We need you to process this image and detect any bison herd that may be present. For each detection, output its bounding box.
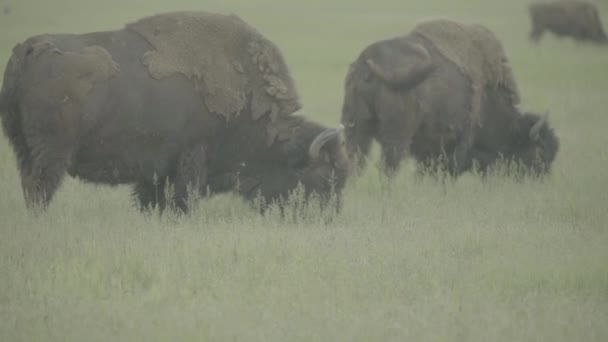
[0,2,604,215]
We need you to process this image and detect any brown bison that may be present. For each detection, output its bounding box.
[0,11,349,214]
[341,18,559,178]
[528,1,608,44]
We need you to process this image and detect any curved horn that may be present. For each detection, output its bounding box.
[529,112,549,141]
[365,43,434,88]
[309,125,344,160]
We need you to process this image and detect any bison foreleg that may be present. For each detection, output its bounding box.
[171,145,207,214]
[344,120,375,174]
[467,148,500,175]
[133,178,168,213]
[445,134,475,177]
[378,141,409,178]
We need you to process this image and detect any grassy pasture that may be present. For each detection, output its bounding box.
[0,0,607,340]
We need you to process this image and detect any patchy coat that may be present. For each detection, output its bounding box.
[341,18,559,177]
[0,11,349,214]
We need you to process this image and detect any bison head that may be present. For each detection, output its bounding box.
[505,112,559,176]
[341,37,435,170]
[213,117,351,212]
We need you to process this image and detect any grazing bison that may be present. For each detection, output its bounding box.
[341,18,559,178]
[528,1,608,44]
[0,11,349,214]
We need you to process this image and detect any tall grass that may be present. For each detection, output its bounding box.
[1,0,607,341]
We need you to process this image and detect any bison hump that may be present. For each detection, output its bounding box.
[125,11,301,122]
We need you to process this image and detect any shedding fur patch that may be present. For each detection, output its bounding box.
[126,11,301,121]
[413,18,520,125]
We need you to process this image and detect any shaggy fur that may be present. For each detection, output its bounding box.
[0,12,347,214]
[126,11,301,122]
[341,18,559,178]
[528,1,608,44]
[413,18,520,125]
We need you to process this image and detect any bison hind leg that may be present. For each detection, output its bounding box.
[20,145,73,212]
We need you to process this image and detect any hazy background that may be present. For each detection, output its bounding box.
[1,0,607,341]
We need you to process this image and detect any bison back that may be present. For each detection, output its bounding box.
[125,11,302,123]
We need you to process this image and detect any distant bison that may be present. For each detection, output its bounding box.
[528,1,608,44]
[341,18,559,178]
[0,11,349,214]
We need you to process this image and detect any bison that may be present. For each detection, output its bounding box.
[528,1,608,44]
[341,18,559,178]
[0,11,350,214]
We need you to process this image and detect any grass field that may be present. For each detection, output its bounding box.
[1,0,608,340]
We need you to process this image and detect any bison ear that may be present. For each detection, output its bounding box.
[365,40,435,88]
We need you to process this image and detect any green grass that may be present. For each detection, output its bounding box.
[1,0,608,340]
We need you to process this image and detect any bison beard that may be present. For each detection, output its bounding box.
[341,18,559,179]
[0,11,349,215]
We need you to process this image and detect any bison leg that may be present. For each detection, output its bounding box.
[468,149,502,175]
[379,142,409,177]
[133,178,168,213]
[133,145,206,215]
[377,116,419,178]
[20,144,73,211]
[18,103,76,211]
[445,134,475,177]
[171,145,207,214]
[529,22,544,43]
[344,120,376,174]
[415,157,444,179]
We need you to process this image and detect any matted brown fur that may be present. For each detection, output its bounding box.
[413,18,520,125]
[126,11,301,122]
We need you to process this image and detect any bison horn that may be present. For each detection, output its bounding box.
[365,43,434,88]
[309,125,345,160]
[529,112,549,141]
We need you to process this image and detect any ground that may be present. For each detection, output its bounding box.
[0,0,607,341]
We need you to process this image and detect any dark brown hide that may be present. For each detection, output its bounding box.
[529,1,608,44]
[341,19,559,178]
[0,12,349,214]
